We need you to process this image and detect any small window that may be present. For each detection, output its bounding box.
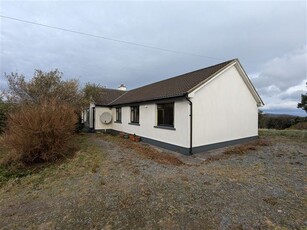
[130,106,139,123]
[115,107,121,122]
[157,103,174,127]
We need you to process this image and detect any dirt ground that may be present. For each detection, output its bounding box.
[0,131,306,229]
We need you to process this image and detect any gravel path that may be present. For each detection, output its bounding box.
[0,134,306,229]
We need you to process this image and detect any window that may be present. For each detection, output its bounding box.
[115,107,121,122]
[130,106,139,123]
[157,103,174,127]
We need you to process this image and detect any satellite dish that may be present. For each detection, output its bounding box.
[100,112,112,124]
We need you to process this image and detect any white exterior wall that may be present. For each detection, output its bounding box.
[191,65,258,147]
[112,99,190,148]
[94,106,113,130]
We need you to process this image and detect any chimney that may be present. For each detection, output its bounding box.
[118,84,127,91]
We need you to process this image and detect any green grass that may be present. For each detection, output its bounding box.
[0,134,104,186]
[259,128,307,139]
[0,166,33,184]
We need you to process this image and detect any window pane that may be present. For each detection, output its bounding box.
[131,106,139,123]
[157,103,174,126]
[158,108,164,124]
[116,107,121,122]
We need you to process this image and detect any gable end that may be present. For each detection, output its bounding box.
[188,59,264,107]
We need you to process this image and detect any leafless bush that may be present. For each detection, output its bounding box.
[288,121,307,130]
[3,99,78,164]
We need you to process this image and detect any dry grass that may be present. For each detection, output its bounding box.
[103,134,184,166]
[0,133,306,229]
[223,139,271,155]
[263,197,278,206]
[205,154,227,163]
[259,128,307,139]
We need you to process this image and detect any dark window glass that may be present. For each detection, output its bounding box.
[130,106,139,123]
[157,103,174,126]
[116,107,121,122]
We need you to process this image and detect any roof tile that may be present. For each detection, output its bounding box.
[94,88,126,105]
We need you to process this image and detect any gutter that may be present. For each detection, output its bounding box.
[185,95,193,155]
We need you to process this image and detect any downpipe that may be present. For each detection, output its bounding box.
[185,96,193,155]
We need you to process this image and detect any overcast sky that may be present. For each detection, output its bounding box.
[0,0,306,116]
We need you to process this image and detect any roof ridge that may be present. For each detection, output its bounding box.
[108,91,128,105]
[102,87,128,92]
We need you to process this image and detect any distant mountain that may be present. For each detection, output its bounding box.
[263,113,299,118]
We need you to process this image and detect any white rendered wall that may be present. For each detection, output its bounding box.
[94,106,113,130]
[112,99,190,148]
[191,65,259,147]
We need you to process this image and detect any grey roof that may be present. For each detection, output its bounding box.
[94,88,126,105]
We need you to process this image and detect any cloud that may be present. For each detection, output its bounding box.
[252,45,306,91]
[260,94,306,116]
[259,79,306,116]
[279,81,306,101]
[0,1,306,115]
[250,46,306,116]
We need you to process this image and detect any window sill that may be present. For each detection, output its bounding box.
[128,122,140,126]
[114,121,122,124]
[154,125,176,130]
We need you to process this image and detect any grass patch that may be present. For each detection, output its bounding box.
[259,129,307,139]
[0,165,33,184]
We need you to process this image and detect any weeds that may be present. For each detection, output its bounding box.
[224,139,270,155]
[205,155,227,163]
[263,197,278,206]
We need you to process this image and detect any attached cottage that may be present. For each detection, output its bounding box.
[82,59,264,155]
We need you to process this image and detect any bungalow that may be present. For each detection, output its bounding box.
[82,59,264,155]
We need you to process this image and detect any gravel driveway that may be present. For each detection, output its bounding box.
[0,133,306,229]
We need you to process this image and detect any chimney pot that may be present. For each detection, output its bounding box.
[118,84,126,91]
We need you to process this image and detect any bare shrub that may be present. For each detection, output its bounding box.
[288,121,307,130]
[3,99,78,164]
